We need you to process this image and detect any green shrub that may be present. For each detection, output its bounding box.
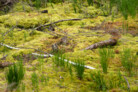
[5,61,25,91]
[74,59,85,80]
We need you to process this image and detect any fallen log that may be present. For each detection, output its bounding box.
[83,39,117,50]
[83,29,121,50]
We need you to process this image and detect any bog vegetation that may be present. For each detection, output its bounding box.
[0,0,138,92]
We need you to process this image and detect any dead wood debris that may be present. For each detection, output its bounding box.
[83,29,121,50]
[0,0,17,9]
[35,18,84,30]
[0,55,8,60]
[1,43,95,69]
[35,16,99,31]
[52,36,69,52]
[52,43,59,52]
[0,62,13,68]
[57,36,69,45]
[123,76,130,91]
[13,54,37,63]
[83,39,117,50]
[41,10,48,13]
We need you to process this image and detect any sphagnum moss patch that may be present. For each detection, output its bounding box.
[0,1,138,92]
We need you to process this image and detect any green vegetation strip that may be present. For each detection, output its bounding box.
[0,43,95,70]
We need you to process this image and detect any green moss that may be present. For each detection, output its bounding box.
[18,16,48,28]
[0,2,137,92]
[65,50,99,62]
[11,2,33,12]
[82,6,102,17]
[0,15,10,23]
[117,35,138,52]
[3,13,49,28]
